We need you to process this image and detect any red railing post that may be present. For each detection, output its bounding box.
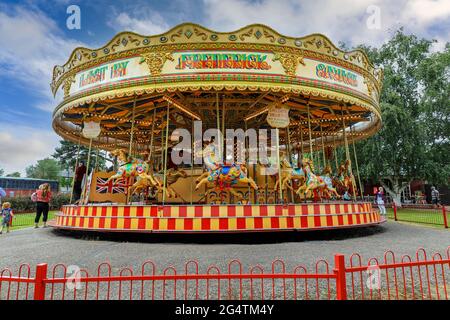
[334,254,347,300]
[33,263,48,300]
[442,206,448,228]
[393,202,398,221]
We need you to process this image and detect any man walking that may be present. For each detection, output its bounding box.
[431,186,440,208]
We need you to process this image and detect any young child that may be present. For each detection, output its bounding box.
[375,186,387,216]
[0,202,14,234]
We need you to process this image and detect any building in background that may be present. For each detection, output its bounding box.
[0,177,59,197]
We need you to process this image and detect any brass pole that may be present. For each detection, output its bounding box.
[307,102,314,164]
[222,94,225,151]
[162,102,170,204]
[275,128,283,203]
[148,109,156,161]
[333,134,339,172]
[341,106,356,201]
[190,116,194,205]
[351,124,364,199]
[216,92,222,162]
[129,96,137,157]
[287,126,294,202]
[300,124,304,156]
[160,117,164,171]
[320,123,326,170]
[245,121,250,201]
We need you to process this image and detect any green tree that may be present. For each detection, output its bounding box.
[416,43,450,184]
[0,168,4,176]
[52,140,111,171]
[26,158,61,180]
[353,30,450,205]
[6,172,20,177]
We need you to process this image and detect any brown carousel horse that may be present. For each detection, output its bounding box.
[108,149,186,198]
[333,159,357,196]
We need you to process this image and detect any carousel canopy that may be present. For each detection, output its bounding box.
[50,23,383,153]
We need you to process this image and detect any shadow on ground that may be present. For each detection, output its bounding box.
[51,224,387,244]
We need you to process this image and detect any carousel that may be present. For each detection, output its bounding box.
[50,23,385,233]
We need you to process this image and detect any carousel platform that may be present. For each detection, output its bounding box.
[50,202,385,233]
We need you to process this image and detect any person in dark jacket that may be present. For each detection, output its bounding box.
[73,161,86,201]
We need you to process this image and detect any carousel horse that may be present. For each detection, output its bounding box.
[296,158,332,201]
[152,168,188,198]
[107,149,164,196]
[194,142,258,201]
[333,159,357,196]
[274,157,306,192]
[108,149,186,198]
[319,165,340,199]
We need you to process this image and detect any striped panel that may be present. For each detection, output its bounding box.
[53,203,385,232]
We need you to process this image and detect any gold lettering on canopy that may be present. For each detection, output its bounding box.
[175,53,271,70]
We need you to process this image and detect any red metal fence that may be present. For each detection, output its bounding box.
[1,247,449,300]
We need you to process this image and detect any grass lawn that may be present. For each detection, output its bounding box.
[6,208,448,231]
[386,208,448,228]
[9,211,58,230]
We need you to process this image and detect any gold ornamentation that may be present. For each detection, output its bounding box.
[170,28,183,42]
[193,28,208,40]
[364,76,376,97]
[239,28,253,41]
[62,75,75,98]
[273,52,305,76]
[139,51,174,77]
[263,30,276,42]
[50,23,383,97]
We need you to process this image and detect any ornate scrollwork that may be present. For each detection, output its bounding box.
[193,28,208,40]
[263,30,276,42]
[139,51,174,77]
[239,28,253,41]
[273,52,305,76]
[170,28,183,42]
[62,75,75,98]
[364,75,376,97]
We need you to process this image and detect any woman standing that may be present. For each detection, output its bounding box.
[375,186,386,216]
[32,183,52,228]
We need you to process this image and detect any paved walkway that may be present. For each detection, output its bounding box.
[1,221,448,273]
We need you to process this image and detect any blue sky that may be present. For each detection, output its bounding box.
[0,0,449,174]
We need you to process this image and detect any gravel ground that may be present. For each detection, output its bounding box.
[0,221,449,300]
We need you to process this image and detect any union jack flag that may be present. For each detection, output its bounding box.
[96,177,129,194]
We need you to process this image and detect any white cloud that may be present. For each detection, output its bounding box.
[0,5,84,103]
[201,0,450,48]
[404,0,450,24]
[0,124,60,175]
[108,10,169,35]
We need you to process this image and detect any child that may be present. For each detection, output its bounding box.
[0,202,14,234]
[343,189,351,201]
[376,186,386,216]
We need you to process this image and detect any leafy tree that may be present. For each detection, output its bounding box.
[416,43,450,184]
[53,140,112,171]
[26,158,61,180]
[353,30,449,205]
[0,168,4,176]
[6,172,21,177]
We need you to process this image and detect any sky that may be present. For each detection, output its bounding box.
[0,0,449,175]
